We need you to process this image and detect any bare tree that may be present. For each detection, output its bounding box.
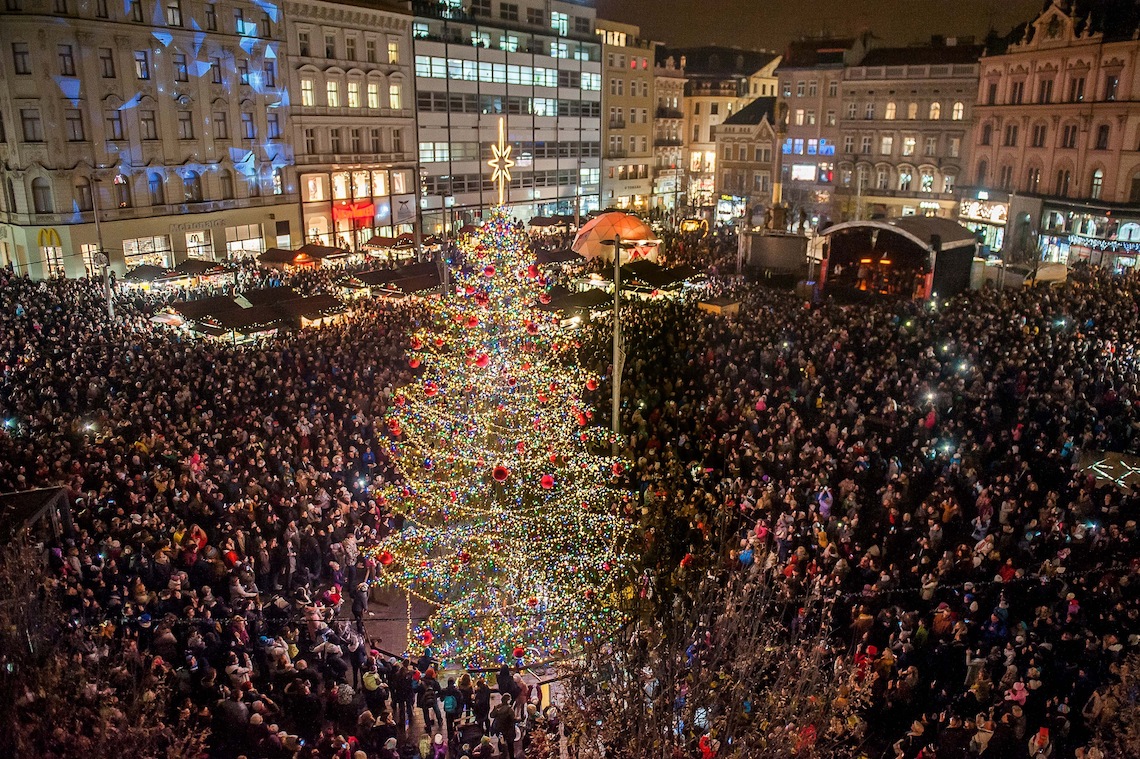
[0,544,207,759]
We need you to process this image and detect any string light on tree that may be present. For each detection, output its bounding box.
[487,117,515,206]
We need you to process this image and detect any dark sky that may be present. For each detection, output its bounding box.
[596,0,1047,51]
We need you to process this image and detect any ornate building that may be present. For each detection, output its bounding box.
[0,0,302,276]
[967,0,1140,268]
[712,97,776,224]
[596,19,655,212]
[651,52,685,213]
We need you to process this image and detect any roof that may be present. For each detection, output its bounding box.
[536,288,613,313]
[297,243,348,259]
[856,43,984,68]
[536,248,580,265]
[259,248,313,266]
[124,264,174,282]
[821,217,979,251]
[238,287,304,307]
[0,487,69,539]
[170,286,346,333]
[170,295,240,320]
[174,258,229,276]
[657,45,779,76]
[778,38,854,69]
[722,97,778,126]
[275,294,349,320]
[353,261,440,287]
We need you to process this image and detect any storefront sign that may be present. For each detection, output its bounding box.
[959,199,1008,225]
[170,219,224,232]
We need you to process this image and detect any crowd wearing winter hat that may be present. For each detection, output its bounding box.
[570,256,1140,758]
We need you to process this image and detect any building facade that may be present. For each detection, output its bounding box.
[661,46,780,215]
[652,53,685,213]
[0,0,299,277]
[286,0,418,251]
[596,19,655,212]
[774,38,854,229]
[712,97,776,225]
[968,1,1140,268]
[836,39,981,222]
[408,0,601,230]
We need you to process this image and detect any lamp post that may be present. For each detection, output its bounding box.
[602,235,632,456]
[90,175,114,320]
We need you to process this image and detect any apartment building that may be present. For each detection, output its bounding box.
[597,19,655,211]
[652,53,685,212]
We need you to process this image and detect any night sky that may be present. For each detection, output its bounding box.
[597,0,1048,51]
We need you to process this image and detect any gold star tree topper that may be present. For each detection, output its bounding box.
[487,116,514,206]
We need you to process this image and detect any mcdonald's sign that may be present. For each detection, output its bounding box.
[37,228,62,249]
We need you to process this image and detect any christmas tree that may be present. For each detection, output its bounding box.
[370,207,633,667]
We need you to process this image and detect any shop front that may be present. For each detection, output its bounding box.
[958,192,1008,257]
[300,168,416,251]
[1038,199,1140,271]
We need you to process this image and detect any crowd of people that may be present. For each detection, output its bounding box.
[574,253,1140,758]
[2,219,1140,759]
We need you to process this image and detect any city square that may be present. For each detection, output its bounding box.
[2,0,1140,758]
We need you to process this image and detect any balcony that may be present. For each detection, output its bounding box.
[608,119,626,129]
[654,138,682,147]
[605,150,628,160]
[655,106,683,120]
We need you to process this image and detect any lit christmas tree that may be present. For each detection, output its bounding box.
[370,205,633,668]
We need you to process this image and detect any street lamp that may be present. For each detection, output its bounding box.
[90,173,114,320]
[600,235,639,456]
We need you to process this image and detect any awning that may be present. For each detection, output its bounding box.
[363,235,398,249]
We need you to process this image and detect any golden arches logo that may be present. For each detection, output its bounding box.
[37,228,62,248]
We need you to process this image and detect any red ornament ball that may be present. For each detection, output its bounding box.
[466,315,479,328]
[483,264,496,277]
[476,353,491,368]
[527,264,539,279]
[540,474,555,489]
[516,441,525,453]
[539,293,552,304]
[526,596,538,607]
[492,465,510,482]
[512,645,525,659]
[612,462,624,476]
[507,376,517,387]
[378,551,394,566]
[424,381,439,398]
[411,337,423,350]
[421,630,434,646]
[408,358,421,369]
[586,378,598,391]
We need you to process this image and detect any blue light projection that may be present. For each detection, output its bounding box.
[54,77,82,106]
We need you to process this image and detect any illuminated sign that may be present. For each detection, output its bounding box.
[790,164,817,182]
[959,199,1008,225]
[1068,234,1140,253]
[919,201,942,210]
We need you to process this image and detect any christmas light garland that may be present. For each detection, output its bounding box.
[365,207,634,668]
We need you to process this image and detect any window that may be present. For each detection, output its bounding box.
[808,80,818,96]
[920,171,934,192]
[98,48,116,78]
[949,137,960,158]
[1055,168,1070,196]
[140,110,157,140]
[1037,78,1053,104]
[263,62,276,87]
[499,35,518,52]
[31,177,53,213]
[129,0,142,21]
[173,52,188,82]
[304,128,316,153]
[237,59,249,85]
[364,38,376,62]
[951,101,964,120]
[924,136,937,156]
[327,81,340,107]
[183,171,202,202]
[843,135,854,154]
[301,78,314,106]
[1009,81,1024,104]
[367,83,379,109]
[880,135,893,155]
[1068,76,1085,102]
[1105,74,1119,101]
[500,3,518,20]
[986,82,997,105]
[148,172,165,205]
[846,102,857,119]
[370,128,381,152]
[113,173,131,208]
[1031,123,1047,148]
[998,164,1013,190]
[387,40,399,64]
[219,170,234,200]
[177,110,193,139]
[134,50,149,79]
[105,110,124,140]
[526,7,542,25]
[344,37,356,61]
[860,135,872,154]
[210,57,222,83]
[325,33,335,59]
[864,103,875,119]
[20,108,42,142]
[1025,167,1040,193]
[471,0,490,15]
[64,109,84,141]
[976,160,987,185]
[389,83,402,110]
[165,0,181,25]
[299,31,310,56]
[350,128,361,152]
[902,136,915,156]
[1131,175,1140,203]
[74,178,93,212]
[241,112,255,139]
[943,175,955,194]
[1090,168,1104,199]
[1062,123,1077,149]
[348,81,360,108]
[981,123,992,146]
[53,0,67,13]
[794,109,804,126]
[884,102,897,120]
[205,2,216,30]
[826,110,836,126]
[330,128,343,152]
[1095,124,1110,150]
[95,0,107,17]
[213,111,228,139]
[1003,124,1018,147]
[929,102,941,120]
[906,102,918,119]
[58,44,75,76]
[12,43,30,75]
[550,11,568,35]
